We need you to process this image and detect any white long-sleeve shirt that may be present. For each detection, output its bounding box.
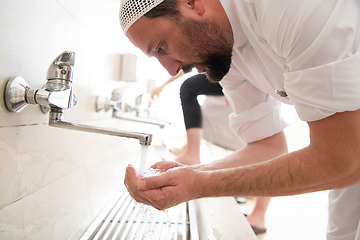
[220,1,360,239]
[221,0,360,144]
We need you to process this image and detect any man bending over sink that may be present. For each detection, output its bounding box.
[121,0,360,239]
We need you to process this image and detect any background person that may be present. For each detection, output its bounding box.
[153,72,225,165]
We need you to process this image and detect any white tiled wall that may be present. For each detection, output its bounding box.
[0,1,173,239]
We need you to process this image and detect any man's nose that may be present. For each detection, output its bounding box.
[157,56,182,76]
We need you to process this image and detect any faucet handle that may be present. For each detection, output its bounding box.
[46,50,75,82]
[4,51,77,113]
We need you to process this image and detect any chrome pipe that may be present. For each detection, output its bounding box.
[112,112,169,129]
[49,108,152,146]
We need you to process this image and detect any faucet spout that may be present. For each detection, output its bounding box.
[49,107,152,146]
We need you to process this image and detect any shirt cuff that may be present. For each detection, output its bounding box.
[229,97,288,143]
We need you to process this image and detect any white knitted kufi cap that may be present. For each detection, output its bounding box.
[120,0,165,34]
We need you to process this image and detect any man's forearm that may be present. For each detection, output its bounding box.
[196,110,360,198]
[197,149,316,198]
[197,137,360,199]
[195,131,288,171]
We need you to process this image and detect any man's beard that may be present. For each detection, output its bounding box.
[178,18,233,82]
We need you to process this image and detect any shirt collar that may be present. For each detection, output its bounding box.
[219,0,248,48]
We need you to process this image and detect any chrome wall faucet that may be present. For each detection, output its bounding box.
[5,51,77,112]
[4,50,152,146]
[96,89,170,129]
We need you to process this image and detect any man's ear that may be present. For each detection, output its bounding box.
[186,0,206,15]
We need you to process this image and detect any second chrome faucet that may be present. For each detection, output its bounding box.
[96,88,170,129]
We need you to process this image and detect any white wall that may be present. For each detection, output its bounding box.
[0,1,182,239]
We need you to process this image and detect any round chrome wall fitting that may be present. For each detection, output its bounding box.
[95,96,105,112]
[4,76,30,113]
[96,96,112,112]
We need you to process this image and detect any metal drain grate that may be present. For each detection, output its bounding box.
[80,190,201,240]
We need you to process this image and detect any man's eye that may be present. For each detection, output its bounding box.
[157,46,164,53]
[155,42,165,53]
